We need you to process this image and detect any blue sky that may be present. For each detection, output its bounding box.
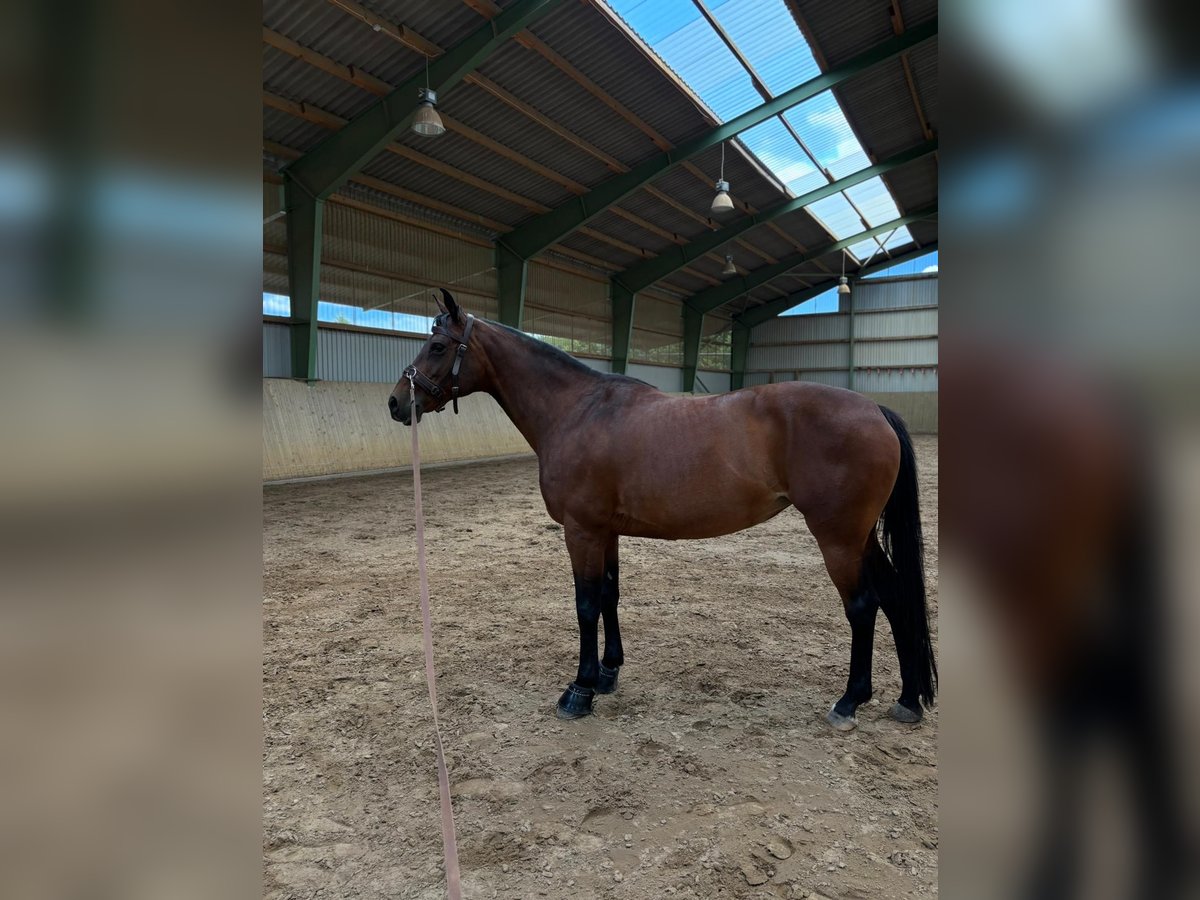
[263,293,434,333]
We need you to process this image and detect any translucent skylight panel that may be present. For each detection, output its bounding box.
[883,226,914,250]
[707,0,822,95]
[608,0,761,121]
[847,237,880,260]
[843,177,903,228]
[736,119,825,195]
[782,92,871,178]
[805,193,864,240]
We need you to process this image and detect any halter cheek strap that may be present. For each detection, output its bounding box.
[447,314,474,414]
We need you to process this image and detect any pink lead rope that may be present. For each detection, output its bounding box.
[408,377,463,900]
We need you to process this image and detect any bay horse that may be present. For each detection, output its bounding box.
[388,290,936,729]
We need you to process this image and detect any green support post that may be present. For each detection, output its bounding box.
[681,305,703,392]
[284,178,324,381]
[496,243,528,328]
[731,321,750,391]
[611,282,635,375]
[847,281,856,392]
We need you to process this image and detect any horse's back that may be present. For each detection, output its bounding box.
[545,380,899,540]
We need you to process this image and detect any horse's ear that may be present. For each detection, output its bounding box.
[431,289,449,317]
[440,288,463,324]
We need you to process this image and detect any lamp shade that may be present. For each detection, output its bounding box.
[710,179,734,215]
[412,88,445,137]
[722,254,736,276]
[837,275,851,295]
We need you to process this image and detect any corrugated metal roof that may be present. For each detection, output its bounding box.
[263,0,426,86]
[884,156,937,217]
[768,206,841,249]
[791,0,901,69]
[835,63,926,159]
[909,40,937,132]
[388,126,576,211]
[585,210,679,259]
[556,230,632,269]
[477,41,657,170]
[263,107,328,151]
[360,152,529,226]
[528,1,718,148]
[439,82,613,188]
[368,0,498,51]
[262,47,376,122]
[612,190,710,242]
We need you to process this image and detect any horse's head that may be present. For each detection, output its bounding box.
[388,289,478,424]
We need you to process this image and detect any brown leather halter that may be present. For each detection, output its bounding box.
[403,313,475,415]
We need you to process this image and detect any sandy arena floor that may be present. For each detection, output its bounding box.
[264,436,938,900]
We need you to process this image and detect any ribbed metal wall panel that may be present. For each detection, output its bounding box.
[314,328,425,384]
[750,343,849,371]
[578,358,612,374]
[747,277,937,393]
[854,308,937,339]
[854,338,938,367]
[264,322,291,377]
[851,276,937,311]
[855,369,939,392]
[751,314,850,343]
[695,370,731,394]
[627,363,683,393]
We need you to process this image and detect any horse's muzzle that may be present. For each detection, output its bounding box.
[388,393,414,425]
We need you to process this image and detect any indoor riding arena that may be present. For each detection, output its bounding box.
[262,1,938,898]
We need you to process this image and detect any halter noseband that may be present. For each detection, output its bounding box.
[403,313,475,415]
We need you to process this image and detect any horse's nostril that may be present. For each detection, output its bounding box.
[388,395,399,411]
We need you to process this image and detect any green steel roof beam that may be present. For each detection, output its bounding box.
[736,241,937,328]
[614,139,936,294]
[684,207,936,316]
[499,18,936,260]
[283,0,563,200]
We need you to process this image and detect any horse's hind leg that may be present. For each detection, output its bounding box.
[807,520,881,731]
[596,535,622,694]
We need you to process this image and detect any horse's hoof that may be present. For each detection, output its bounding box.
[889,701,922,724]
[595,663,620,694]
[556,683,595,719]
[825,707,858,731]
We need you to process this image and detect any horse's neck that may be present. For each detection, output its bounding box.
[476,324,595,453]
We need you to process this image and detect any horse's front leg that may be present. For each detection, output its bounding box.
[556,525,609,719]
[596,535,622,694]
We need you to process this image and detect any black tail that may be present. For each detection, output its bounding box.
[878,406,937,709]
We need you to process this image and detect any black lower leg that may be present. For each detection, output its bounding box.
[597,562,622,692]
[558,574,602,718]
[832,587,879,719]
[879,594,920,715]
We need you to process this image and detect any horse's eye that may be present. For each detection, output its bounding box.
[430,343,446,355]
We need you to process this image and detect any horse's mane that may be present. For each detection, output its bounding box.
[484,319,653,387]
